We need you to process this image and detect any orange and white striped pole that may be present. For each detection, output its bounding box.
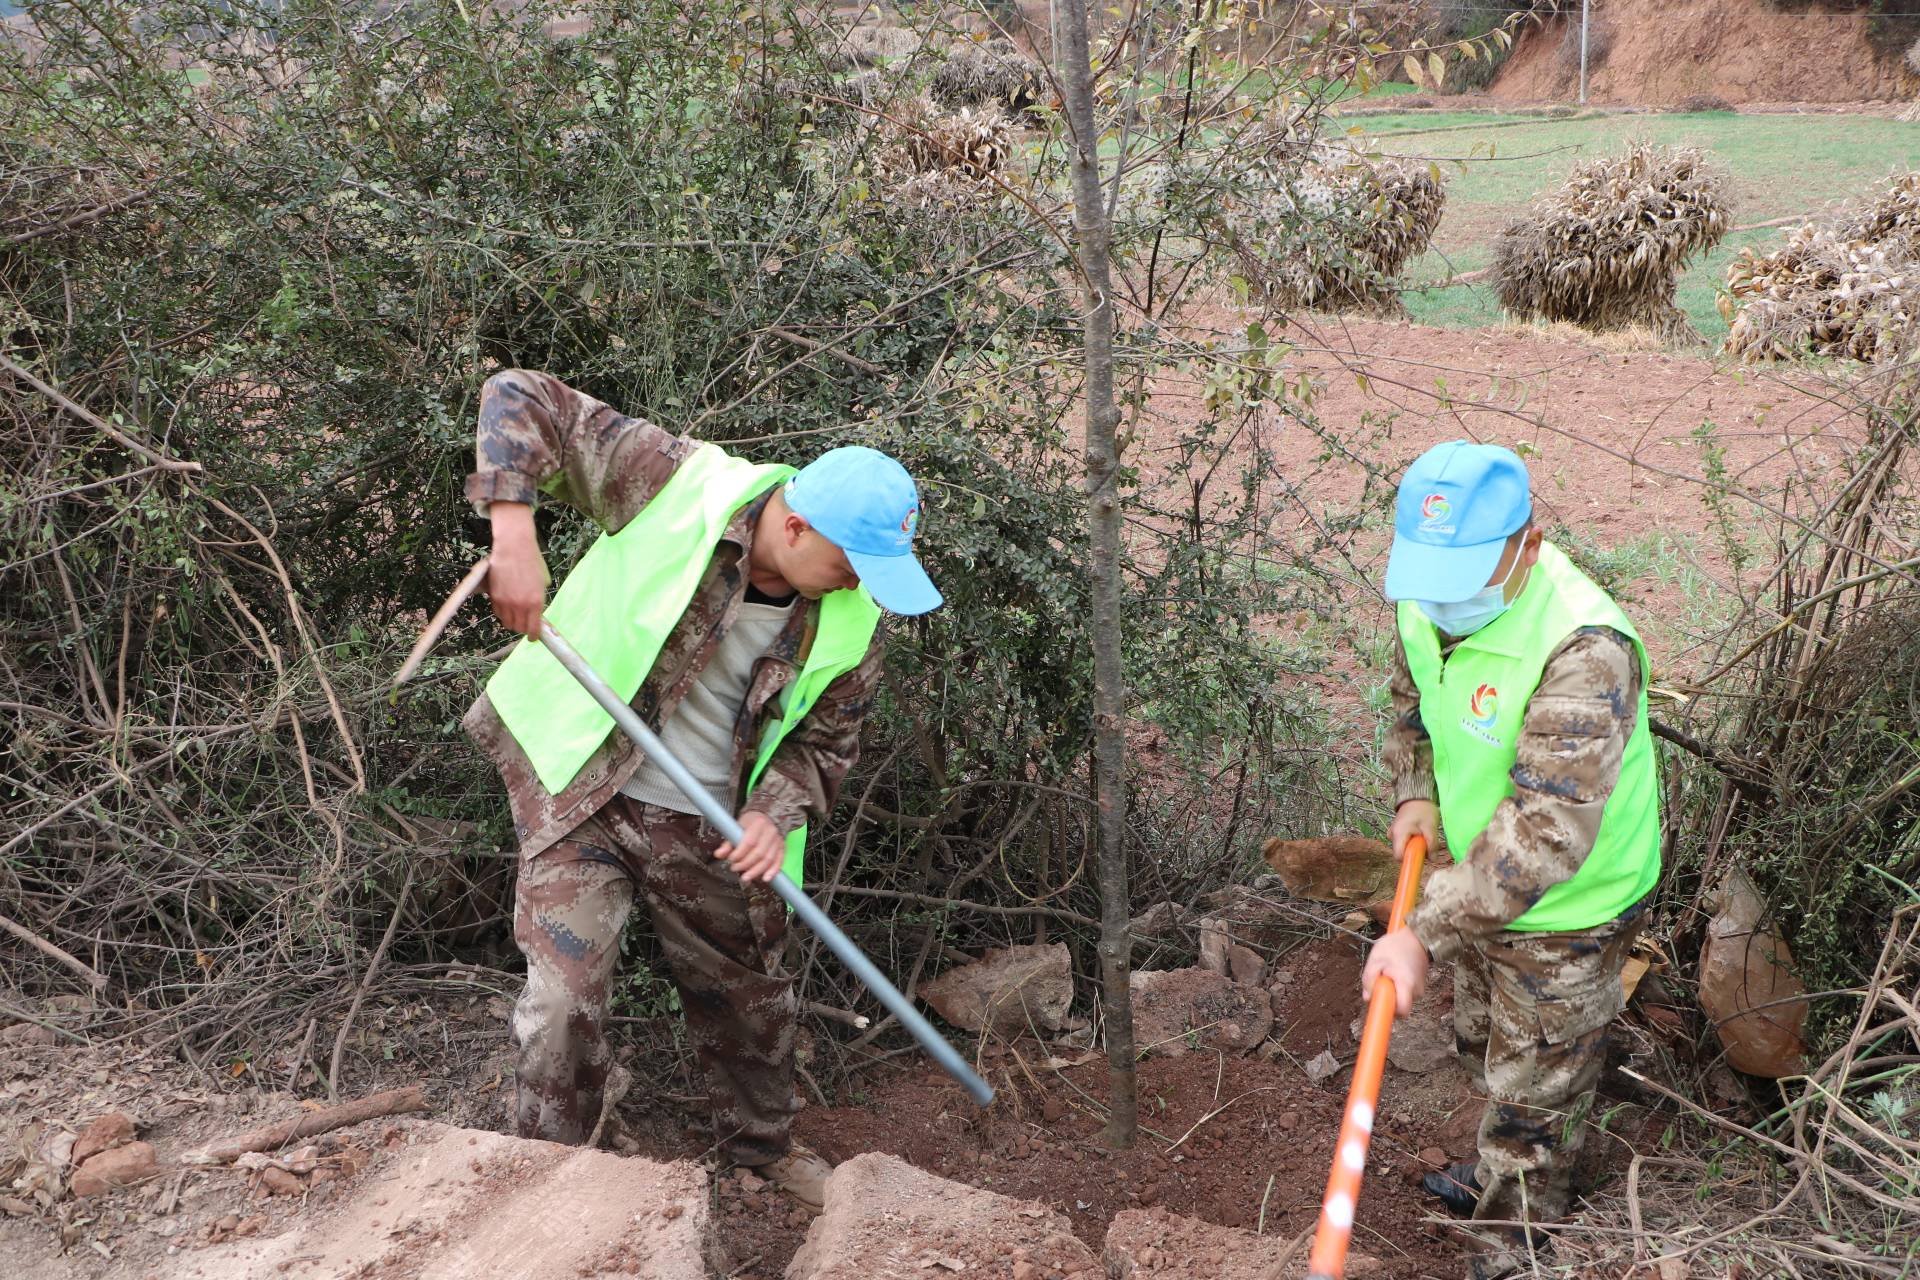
[1306,833,1429,1279]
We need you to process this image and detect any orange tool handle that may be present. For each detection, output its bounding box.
[1305,832,1429,1280]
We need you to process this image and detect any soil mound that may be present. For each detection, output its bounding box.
[1490,0,1912,105]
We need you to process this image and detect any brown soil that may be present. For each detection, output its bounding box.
[2,940,1680,1280]
[1133,301,1875,755]
[1490,0,1913,105]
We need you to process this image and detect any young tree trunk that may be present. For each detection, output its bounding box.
[1056,0,1138,1149]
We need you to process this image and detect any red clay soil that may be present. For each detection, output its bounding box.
[1138,304,1874,699]
[1489,0,1912,105]
[685,938,1654,1279]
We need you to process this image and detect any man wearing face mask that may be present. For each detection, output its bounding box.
[1359,441,1659,1280]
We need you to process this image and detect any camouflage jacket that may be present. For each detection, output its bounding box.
[461,369,882,860]
[1386,625,1642,964]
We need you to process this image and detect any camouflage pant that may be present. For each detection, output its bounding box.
[1451,902,1646,1236]
[510,796,798,1165]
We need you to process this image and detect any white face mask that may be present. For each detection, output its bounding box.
[1419,560,1519,637]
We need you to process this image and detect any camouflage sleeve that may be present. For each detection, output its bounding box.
[740,630,884,838]
[1383,632,1436,807]
[1407,626,1642,965]
[464,369,698,532]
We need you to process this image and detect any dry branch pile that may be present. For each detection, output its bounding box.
[859,96,1015,213]
[1493,140,1730,339]
[1722,172,1920,366]
[1226,142,1447,316]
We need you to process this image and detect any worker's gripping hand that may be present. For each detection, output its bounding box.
[1390,799,1438,865]
[716,811,785,884]
[487,502,550,639]
[1361,927,1431,1018]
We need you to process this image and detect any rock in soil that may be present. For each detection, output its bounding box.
[1698,867,1809,1077]
[1304,1049,1343,1084]
[1105,1205,1384,1277]
[69,1141,160,1196]
[1227,944,1267,989]
[1129,968,1273,1057]
[70,1110,137,1165]
[1384,1007,1454,1075]
[785,1151,1098,1279]
[1198,918,1231,975]
[920,943,1073,1038]
[165,1123,711,1280]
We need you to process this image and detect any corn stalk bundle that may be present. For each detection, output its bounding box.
[1905,40,1920,122]
[1492,140,1730,339]
[931,42,1043,115]
[833,23,924,69]
[1225,142,1446,316]
[1723,172,1920,365]
[863,97,1012,212]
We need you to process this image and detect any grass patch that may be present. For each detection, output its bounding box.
[1354,110,1920,341]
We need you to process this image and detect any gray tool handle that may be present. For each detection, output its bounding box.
[537,620,995,1107]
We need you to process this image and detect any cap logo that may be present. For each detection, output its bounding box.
[1420,493,1453,525]
[900,506,919,538]
[1468,683,1498,727]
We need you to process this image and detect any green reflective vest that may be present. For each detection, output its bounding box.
[1396,542,1661,932]
[487,443,882,886]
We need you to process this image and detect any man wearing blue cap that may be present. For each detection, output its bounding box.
[461,368,941,1211]
[1359,441,1660,1278]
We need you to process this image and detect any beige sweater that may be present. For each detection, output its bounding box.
[620,597,797,813]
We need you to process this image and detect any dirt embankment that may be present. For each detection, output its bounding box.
[1490,0,1914,105]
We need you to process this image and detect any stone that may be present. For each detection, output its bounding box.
[71,1112,137,1166]
[1127,969,1273,1057]
[70,1142,161,1196]
[1197,919,1230,975]
[920,943,1073,1039]
[260,1167,303,1196]
[1698,868,1808,1077]
[0,1023,56,1046]
[785,1153,1097,1279]
[1226,944,1267,989]
[186,1123,712,1279]
[1304,1049,1342,1084]
[1416,1147,1447,1167]
[1105,1206,1384,1277]
[1385,1010,1454,1074]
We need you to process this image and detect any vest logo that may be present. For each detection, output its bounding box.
[1460,682,1502,745]
[1420,493,1454,534]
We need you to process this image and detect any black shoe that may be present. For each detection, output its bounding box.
[1422,1160,1482,1216]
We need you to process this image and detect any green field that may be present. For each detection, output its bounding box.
[1344,108,1920,340]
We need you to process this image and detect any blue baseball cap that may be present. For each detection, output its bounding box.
[785,445,942,616]
[1384,441,1532,603]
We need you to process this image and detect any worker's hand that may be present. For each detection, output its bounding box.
[486,502,550,639]
[1361,927,1430,1017]
[1390,799,1438,864]
[716,811,785,884]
